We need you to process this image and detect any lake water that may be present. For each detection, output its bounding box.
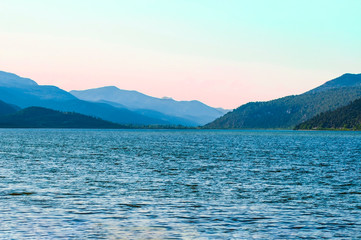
[0,129,360,239]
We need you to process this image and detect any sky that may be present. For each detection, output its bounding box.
[0,0,360,109]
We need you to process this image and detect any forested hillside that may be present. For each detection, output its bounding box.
[205,73,361,129]
[0,100,19,116]
[0,107,125,128]
[295,98,361,130]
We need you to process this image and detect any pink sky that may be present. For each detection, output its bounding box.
[1,32,339,109]
[1,1,360,109]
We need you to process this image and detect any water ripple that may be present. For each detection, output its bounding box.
[0,129,360,239]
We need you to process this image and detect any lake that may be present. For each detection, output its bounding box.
[0,129,360,239]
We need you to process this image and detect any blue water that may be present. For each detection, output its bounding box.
[0,129,360,239]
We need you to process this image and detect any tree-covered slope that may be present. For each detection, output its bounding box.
[205,73,361,129]
[0,107,126,128]
[295,98,361,130]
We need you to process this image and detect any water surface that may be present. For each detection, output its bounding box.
[0,129,360,239]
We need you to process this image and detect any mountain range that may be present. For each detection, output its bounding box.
[1,70,360,129]
[70,86,228,126]
[205,73,361,129]
[0,71,225,126]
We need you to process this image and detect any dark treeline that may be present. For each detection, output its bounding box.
[206,87,361,129]
[0,106,197,129]
[295,98,361,130]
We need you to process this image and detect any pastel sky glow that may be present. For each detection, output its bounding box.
[1,0,360,108]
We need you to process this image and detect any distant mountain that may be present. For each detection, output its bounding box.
[0,71,38,88]
[0,100,19,116]
[0,71,168,125]
[70,86,228,126]
[97,99,199,126]
[0,106,125,128]
[295,98,361,130]
[205,73,361,129]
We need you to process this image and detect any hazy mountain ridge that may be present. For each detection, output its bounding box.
[70,86,228,125]
[0,71,171,125]
[205,73,361,129]
[0,71,38,88]
[0,71,225,126]
[295,98,361,130]
[96,99,200,126]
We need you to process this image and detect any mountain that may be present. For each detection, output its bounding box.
[0,71,38,88]
[309,73,361,93]
[70,86,228,126]
[0,71,168,125]
[295,98,361,130]
[0,100,19,116]
[0,106,125,128]
[205,73,361,129]
[96,99,200,126]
